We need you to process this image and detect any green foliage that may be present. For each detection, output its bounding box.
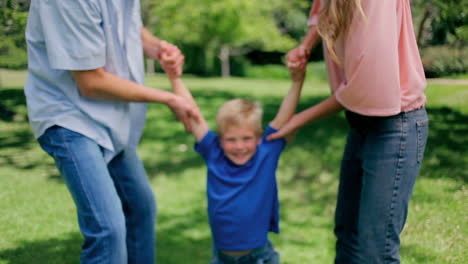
[0,0,30,69]
[245,64,291,80]
[150,0,298,49]
[148,0,307,76]
[245,62,328,81]
[412,0,468,47]
[0,38,27,69]
[421,46,468,77]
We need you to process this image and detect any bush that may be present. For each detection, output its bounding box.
[421,46,468,78]
[245,64,290,79]
[0,38,28,70]
[245,61,329,81]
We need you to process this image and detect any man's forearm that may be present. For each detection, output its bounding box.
[72,68,176,104]
[170,78,197,108]
[141,27,161,58]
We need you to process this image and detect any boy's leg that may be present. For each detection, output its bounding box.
[107,149,156,264]
[38,126,127,264]
[334,128,365,264]
[262,241,280,264]
[209,245,222,264]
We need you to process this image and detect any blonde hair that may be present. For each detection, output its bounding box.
[317,0,365,64]
[216,98,263,136]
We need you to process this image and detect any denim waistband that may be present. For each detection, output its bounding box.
[345,107,427,128]
[217,243,269,264]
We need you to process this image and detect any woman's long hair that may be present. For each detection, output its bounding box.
[317,0,365,64]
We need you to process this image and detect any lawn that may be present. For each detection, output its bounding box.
[0,69,466,264]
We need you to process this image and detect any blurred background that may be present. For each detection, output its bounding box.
[1,0,467,79]
[0,1,467,264]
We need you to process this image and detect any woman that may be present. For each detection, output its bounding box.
[268,0,429,263]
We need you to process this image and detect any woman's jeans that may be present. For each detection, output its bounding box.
[210,241,280,264]
[335,107,428,264]
[38,126,156,264]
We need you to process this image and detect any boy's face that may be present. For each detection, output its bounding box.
[220,125,261,166]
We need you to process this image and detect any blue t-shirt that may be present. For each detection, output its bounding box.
[195,126,286,251]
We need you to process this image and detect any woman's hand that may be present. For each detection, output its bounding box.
[286,45,309,72]
[267,114,302,141]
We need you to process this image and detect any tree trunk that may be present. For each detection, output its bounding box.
[146,58,155,75]
[219,45,231,78]
[417,3,433,46]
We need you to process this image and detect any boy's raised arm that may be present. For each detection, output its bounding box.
[269,67,306,131]
[169,77,209,142]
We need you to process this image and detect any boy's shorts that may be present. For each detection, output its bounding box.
[210,241,280,264]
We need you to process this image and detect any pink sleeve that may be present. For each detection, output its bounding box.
[334,0,402,116]
[307,0,321,26]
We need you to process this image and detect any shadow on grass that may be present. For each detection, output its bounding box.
[0,88,26,121]
[400,244,441,263]
[1,87,467,184]
[0,200,213,264]
[0,233,82,264]
[1,85,467,263]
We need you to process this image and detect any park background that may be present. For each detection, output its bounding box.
[0,0,467,263]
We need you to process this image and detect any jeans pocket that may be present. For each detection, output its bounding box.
[416,119,429,163]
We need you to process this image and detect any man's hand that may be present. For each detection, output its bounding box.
[167,94,201,133]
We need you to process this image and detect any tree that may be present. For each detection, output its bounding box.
[0,0,30,70]
[412,0,467,47]
[149,0,306,77]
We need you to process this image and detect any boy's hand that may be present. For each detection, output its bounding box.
[159,41,184,78]
[289,64,306,83]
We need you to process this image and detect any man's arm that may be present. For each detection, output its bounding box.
[71,68,198,130]
[269,67,306,131]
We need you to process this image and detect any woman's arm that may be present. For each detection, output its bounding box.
[268,95,344,140]
[286,0,322,70]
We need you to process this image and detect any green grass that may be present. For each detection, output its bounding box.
[0,70,467,263]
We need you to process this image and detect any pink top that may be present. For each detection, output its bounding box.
[308,0,426,116]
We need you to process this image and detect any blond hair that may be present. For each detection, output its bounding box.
[317,0,365,64]
[216,98,263,136]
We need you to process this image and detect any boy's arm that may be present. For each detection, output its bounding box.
[169,77,209,142]
[269,68,306,131]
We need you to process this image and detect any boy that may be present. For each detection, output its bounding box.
[165,56,305,263]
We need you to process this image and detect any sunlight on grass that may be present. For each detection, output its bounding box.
[0,70,466,263]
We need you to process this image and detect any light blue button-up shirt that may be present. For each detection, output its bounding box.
[25,0,147,162]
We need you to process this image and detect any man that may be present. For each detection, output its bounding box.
[24,1,197,263]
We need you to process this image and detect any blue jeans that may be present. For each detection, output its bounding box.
[38,126,156,264]
[210,241,280,264]
[334,108,429,264]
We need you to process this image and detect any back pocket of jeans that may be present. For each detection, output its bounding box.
[416,119,429,163]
